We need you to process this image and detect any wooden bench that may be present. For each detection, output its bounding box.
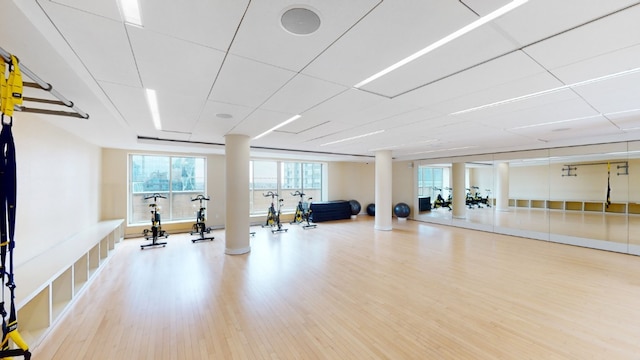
[14,219,124,347]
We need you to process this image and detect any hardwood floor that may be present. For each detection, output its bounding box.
[34,217,640,359]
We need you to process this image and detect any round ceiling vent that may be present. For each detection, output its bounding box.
[281,7,321,35]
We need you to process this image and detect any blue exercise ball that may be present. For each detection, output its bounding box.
[349,200,361,215]
[366,203,375,216]
[394,202,410,218]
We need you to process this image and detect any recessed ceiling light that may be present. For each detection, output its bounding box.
[145,89,161,130]
[452,66,640,115]
[253,114,302,140]
[281,7,321,35]
[216,113,233,119]
[552,128,571,132]
[119,0,142,26]
[353,0,529,88]
[320,130,385,146]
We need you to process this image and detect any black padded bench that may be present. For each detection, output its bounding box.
[310,200,352,222]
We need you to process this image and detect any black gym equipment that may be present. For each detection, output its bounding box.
[290,191,316,229]
[466,188,480,209]
[432,187,452,210]
[262,191,287,233]
[141,193,169,249]
[0,108,32,358]
[480,189,492,208]
[190,195,215,243]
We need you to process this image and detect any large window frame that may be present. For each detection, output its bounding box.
[129,154,206,225]
[249,160,325,215]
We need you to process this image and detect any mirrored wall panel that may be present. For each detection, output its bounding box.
[413,141,640,256]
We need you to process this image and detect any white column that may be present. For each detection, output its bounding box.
[452,162,466,219]
[375,150,392,231]
[496,162,510,211]
[224,134,251,255]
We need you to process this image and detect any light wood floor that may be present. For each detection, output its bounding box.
[34,217,640,359]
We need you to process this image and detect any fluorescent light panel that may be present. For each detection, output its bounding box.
[369,138,439,152]
[508,115,602,130]
[406,146,476,156]
[320,130,385,146]
[253,115,301,140]
[354,0,528,88]
[452,66,640,115]
[120,0,142,26]
[145,89,162,130]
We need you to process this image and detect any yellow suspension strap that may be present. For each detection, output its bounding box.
[0,56,30,360]
[0,61,7,115]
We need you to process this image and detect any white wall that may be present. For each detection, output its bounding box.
[327,161,375,213]
[14,115,101,266]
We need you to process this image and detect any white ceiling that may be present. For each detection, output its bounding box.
[2,0,640,162]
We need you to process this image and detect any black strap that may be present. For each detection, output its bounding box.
[0,97,30,358]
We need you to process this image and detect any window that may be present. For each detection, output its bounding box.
[250,160,324,215]
[418,165,449,200]
[129,155,206,225]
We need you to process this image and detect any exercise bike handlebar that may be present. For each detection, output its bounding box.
[290,190,305,197]
[144,193,167,200]
[191,195,211,202]
[263,191,278,198]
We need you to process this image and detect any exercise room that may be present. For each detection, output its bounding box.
[2,0,640,359]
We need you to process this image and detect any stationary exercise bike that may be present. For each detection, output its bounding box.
[190,194,215,243]
[289,190,316,229]
[432,187,452,210]
[262,191,287,233]
[141,193,169,249]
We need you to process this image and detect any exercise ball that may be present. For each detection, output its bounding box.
[349,200,361,215]
[394,202,410,218]
[366,203,375,216]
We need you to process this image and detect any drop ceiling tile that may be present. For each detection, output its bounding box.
[233,108,293,139]
[475,96,600,130]
[50,0,121,21]
[209,54,296,108]
[229,0,380,71]
[360,25,518,97]
[523,3,640,71]
[189,101,254,143]
[495,0,639,47]
[303,0,475,86]
[549,44,640,86]
[40,1,140,87]
[507,115,621,142]
[571,71,640,114]
[128,26,225,96]
[100,81,153,134]
[431,71,567,116]
[141,0,250,49]
[609,109,640,130]
[395,50,546,109]
[260,74,348,115]
[460,0,513,16]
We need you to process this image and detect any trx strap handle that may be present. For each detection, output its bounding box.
[0,55,31,360]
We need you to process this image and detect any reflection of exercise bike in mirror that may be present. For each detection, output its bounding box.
[290,191,316,229]
[480,189,492,208]
[141,193,169,249]
[466,187,481,209]
[190,195,215,243]
[432,187,452,210]
[262,191,287,233]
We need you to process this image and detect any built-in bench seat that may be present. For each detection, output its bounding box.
[15,219,124,348]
